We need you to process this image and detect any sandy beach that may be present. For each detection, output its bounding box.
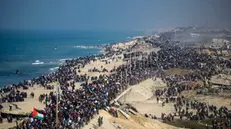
[0,38,141,128]
[1,54,124,113]
[0,37,179,129]
[1,27,231,129]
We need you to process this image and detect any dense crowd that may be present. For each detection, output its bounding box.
[153,72,231,128]
[150,33,231,128]
[1,30,231,129]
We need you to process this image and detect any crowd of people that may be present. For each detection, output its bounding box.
[154,73,231,128]
[149,32,231,128]
[0,29,231,129]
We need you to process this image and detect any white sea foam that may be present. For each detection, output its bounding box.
[59,58,72,65]
[32,60,44,65]
[131,36,144,40]
[49,67,59,71]
[48,61,61,65]
[73,45,100,49]
[59,58,71,62]
[59,59,66,62]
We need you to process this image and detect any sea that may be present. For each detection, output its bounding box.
[0,30,143,87]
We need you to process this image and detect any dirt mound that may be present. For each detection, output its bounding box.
[118,78,175,118]
[119,78,166,103]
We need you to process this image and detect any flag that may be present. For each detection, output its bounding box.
[35,108,44,114]
[32,107,44,120]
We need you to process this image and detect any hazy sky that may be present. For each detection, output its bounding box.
[0,0,231,31]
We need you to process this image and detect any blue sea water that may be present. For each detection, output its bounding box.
[0,30,142,87]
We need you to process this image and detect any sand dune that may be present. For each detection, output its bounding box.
[119,78,166,103]
[118,78,176,118]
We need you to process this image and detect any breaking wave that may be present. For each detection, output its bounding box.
[49,67,59,71]
[32,60,44,65]
[59,58,72,62]
[73,45,101,49]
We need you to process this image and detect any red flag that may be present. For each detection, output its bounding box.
[32,107,38,117]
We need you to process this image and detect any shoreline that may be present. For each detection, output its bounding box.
[1,27,231,129]
[0,31,138,87]
[0,34,160,128]
[0,36,141,89]
[1,33,173,129]
[0,36,139,106]
[0,45,106,88]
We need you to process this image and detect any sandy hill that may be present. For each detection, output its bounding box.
[118,78,175,118]
[119,78,166,103]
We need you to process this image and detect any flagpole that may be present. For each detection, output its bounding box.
[149,52,152,78]
[139,53,141,72]
[141,52,143,77]
[120,70,123,91]
[129,47,132,86]
[114,54,116,70]
[126,68,128,86]
[56,85,60,127]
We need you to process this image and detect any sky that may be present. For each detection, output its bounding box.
[0,0,231,31]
